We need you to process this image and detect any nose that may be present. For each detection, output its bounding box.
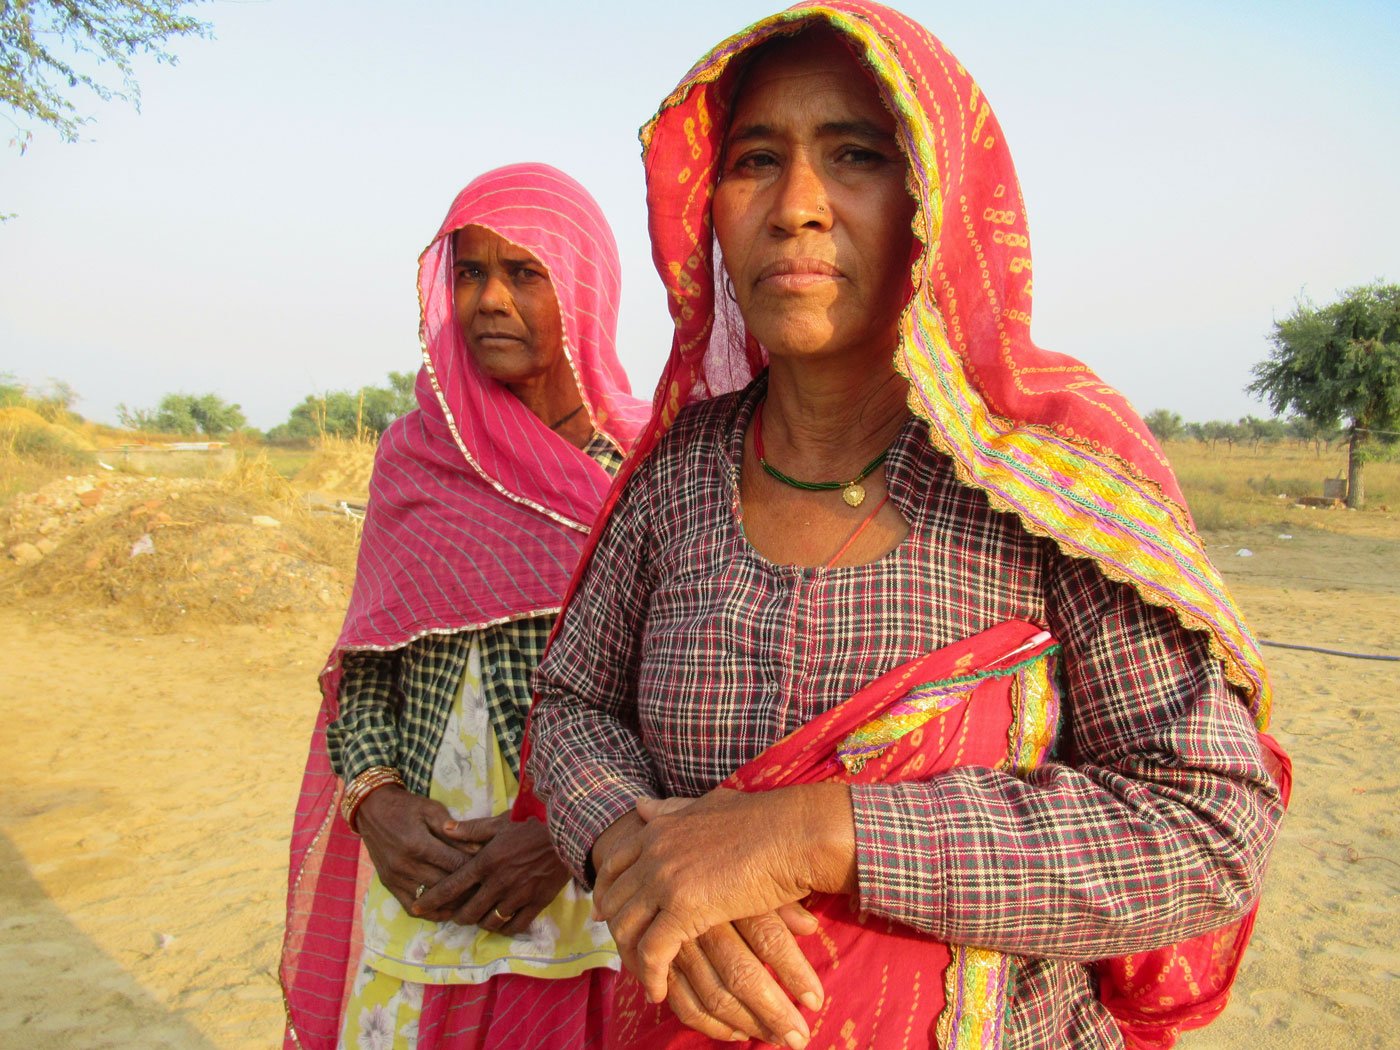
[477,271,513,314]
[767,152,832,234]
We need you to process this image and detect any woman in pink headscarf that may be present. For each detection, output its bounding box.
[280,163,648,1050]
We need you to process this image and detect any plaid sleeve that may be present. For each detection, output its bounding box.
[853,552,1283,960]
[326,649,401,782]
[528,455,662,886]
[481,615,554,771]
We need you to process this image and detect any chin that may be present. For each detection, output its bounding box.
[760,328,852,362]
[748,313,836,354]
[471,352,534,384]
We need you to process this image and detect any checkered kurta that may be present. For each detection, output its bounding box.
[528,382,1282,1048]
[326,433,623,795]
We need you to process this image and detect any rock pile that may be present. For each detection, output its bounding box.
[5,473,205,561]
[2,473,356,628]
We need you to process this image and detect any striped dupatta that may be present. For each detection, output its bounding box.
[280,164,647,1049]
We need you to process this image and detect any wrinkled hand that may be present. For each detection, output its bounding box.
[592,793,847,1046]
[356,785,470,912]
[595,785,854,1005]
[666,904,823,1047]
[411,813,570,936]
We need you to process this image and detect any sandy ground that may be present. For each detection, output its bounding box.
[1,524,1397,1048]
[0,611,337,1049]
[1191,526,1400,1048]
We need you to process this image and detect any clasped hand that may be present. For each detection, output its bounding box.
[592,785,855,1047]
[356,786,568,936]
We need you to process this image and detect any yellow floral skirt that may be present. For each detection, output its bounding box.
[339,637,616,1049]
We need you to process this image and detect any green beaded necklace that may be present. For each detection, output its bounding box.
[753,400,891,508]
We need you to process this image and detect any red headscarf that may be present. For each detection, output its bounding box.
[280,162,647,1049]
[336,161,648,657]
[572,0,1269,724]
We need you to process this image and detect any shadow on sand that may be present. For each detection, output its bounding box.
[0,831,223,1050]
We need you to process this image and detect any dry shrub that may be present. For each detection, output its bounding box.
[0,409,97,506]
[1,452,362,631]
[0,406,96,456]
[293,433,377,502]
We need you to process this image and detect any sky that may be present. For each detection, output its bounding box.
[2,0,1397,432]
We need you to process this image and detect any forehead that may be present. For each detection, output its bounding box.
[728,33,891,131]
[453,225,540,262]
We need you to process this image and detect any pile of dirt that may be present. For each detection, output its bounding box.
[1,468,360,629]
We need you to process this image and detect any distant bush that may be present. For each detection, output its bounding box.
[0,374,83,427]
[266,371,415,441]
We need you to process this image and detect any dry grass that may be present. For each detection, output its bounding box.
[1165,440,1400,535]
[224,450,363,575]
[0,409,96,507]
[262,443,317,480]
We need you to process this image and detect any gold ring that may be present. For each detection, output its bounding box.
[491,906,515,923]
[414,884,426,899]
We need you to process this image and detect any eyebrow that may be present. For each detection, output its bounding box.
[452,252,546,270]
[726,118,896,145]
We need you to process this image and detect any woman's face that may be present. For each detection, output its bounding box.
[712,33,916,367]
[453,225,568,390]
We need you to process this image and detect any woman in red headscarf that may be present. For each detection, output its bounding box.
[523,6,1288,1049]
[280,163,648,1050]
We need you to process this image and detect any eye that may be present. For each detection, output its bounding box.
[454,263,485,282]
[514,265,548,284]
[836,145,889,167]
[727,149,779,176]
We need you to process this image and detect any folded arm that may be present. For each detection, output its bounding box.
[853,553,1283,959]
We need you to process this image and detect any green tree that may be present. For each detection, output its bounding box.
[2,0,210,154]
[1238,415,1287,452]
[1195,420,1229,451]
[1217,420,1242,451]
[1248,282,1400,508]
[267,373,418,442]
[1143,409,1185,443]
[115,402,158,431]
[269,391,362,441]
[1285,416,1341,456]
[387,369,416,415]
[118,391,245,436]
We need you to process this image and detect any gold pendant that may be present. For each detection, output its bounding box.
[842,483,866,507]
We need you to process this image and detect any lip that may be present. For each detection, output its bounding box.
[754,257,844,290]
[472,331,524,344]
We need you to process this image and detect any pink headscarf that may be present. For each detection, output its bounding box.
[280,162,647,1049]
[337,161,649,657]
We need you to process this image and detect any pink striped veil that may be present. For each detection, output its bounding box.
[280,162,648,1049]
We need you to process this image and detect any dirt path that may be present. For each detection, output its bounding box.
[1,524,1396,1047]
[1196,527,1400,1049]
